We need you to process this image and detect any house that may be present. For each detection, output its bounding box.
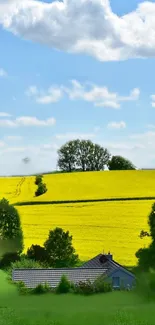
[12,252,136,290]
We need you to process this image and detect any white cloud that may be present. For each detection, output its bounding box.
[27,85,63,104]
[16,116,56,126]
[0,116,56,127]
[27,80,140,108]
[0,112,11,117]
[0,68,7,77]
[2,1,155,61]
[65,81,140,108]
[55,132,96,141]
[107,121,126,129]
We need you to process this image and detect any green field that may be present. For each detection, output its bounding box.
[0,271,155,325]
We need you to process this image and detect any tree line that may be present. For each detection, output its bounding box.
[57,139,136,172]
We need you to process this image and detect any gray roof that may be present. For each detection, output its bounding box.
[12,267,108,288]
[82,254,135,278]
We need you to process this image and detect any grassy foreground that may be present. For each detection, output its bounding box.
[0,271,154,325]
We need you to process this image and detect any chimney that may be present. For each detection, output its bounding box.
[105,251,113,261]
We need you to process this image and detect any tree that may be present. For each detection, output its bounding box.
[27,245,48,264]
[57,139,111,172]
[108,155,136,170]
[44,227,79,268]
[136,203,155,270]
[35,183,47,197]
[0,198,24,254]
[35,175,43,185]
[57,140,79,172]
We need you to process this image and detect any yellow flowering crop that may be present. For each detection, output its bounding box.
[17,200,153,266]
[0,176,36,203]
[33,170,155,201]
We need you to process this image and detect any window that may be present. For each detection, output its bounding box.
[112,277,120,287]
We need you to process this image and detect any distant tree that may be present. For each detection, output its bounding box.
[27,245,48,264]
[108,155,136,170]
[57,139,111,172]
[0,198,24,254]
[35,175,43,185]
[35,183,47,197]
[57,140,79,172]
[44,227,79,268]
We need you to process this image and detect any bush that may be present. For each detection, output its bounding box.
[93,275,112,293]
[35,183,47,197]
[74,280,94,295]
[32,282,51,295]
[16,281,31,295]
[27,245,48,264]
[56,275,71,294]
[0,252,21,270]
[11,257,43,270]
[35,175,43,185]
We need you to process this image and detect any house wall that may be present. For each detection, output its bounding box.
[105,269,135,289]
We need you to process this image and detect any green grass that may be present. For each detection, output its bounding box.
[1,271,155,325]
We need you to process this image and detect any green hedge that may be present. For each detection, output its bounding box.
[14,197,155,207]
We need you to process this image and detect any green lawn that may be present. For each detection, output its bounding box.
[0,271,155,325]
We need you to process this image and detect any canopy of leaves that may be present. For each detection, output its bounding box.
[136,204,155,271]
[44,227,79,268]
[0,198,23,254]
[108,155,136,170]
[27,244,48,263]
[57,139,111,172]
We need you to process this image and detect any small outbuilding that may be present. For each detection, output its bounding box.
[12,252,136,290]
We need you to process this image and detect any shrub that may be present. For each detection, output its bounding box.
[35,183,47,197]
[56,275,71,294]
[16,281,31,295]
[0,252,21,270]
[32,282,51,295]
[27,245,48,264]
[11,257,43,269]
[35,175,43,185]
[74,280,94,295]
[93,275,112,293]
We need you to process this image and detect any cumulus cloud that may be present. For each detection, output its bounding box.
[107,121,126,129]
[27,85,63,104]
[1,1,155,61]
[27,80,140,108]
[0,68,7,77]
[0,116,56,127]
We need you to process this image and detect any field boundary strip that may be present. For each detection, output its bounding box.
[14,196,155,206]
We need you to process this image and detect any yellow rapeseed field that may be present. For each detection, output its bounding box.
[0,170,155,203]
[0,170,154,266]
[33,170,155,201]
[17,200,153,266]
[0,176,36,203]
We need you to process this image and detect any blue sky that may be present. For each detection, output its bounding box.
[0,0,155,175]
